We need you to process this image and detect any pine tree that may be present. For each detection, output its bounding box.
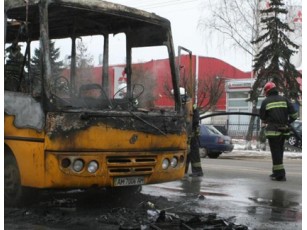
[31,41,63,78]
[30,41,64,95]
[74,40,94,90]
[245,0,301,150]
[250,0,301,103]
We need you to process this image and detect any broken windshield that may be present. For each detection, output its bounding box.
[5,1,179,112]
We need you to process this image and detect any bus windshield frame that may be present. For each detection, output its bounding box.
[5,0,182,113]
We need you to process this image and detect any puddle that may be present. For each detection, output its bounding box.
[247,189,302,222]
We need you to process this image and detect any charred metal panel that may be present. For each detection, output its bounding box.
[46,111,186,138]
[4,91,45,131]
[5,0,171,43]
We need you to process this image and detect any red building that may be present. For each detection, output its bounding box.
[110,55,252,111]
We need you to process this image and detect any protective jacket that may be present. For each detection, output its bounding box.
[260,89,298,137]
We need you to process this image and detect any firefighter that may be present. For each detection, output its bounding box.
[260,82,298,181]
[185,104,204,177]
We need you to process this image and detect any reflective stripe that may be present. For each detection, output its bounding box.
[265,130,282,136]
[273,164,284,170]
[192,162,202,167]
[290,112,298,119]
[265,131,290,136]
[266,101,287,110]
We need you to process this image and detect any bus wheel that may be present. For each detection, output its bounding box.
[4,154,30,206]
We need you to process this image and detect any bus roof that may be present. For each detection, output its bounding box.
[5,0,172,44]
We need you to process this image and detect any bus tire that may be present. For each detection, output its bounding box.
[4,154,33,207]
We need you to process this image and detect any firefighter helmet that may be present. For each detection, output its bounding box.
[264,82,276,96]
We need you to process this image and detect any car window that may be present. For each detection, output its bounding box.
[296,123,302,132]
[293,121,302,132]
[206,125,223,135]
[200,125,208,135]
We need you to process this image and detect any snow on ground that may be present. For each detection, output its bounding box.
[226,139,302,159]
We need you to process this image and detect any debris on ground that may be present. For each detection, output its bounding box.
[96,205,249,230]
[5,190,249,230]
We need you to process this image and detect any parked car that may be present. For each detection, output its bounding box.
[198,124,234,159]
[287,120,302,148]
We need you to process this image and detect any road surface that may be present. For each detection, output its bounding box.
[5,156,302,230]
[143,156,302,229]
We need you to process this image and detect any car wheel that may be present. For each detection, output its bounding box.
[199,148,208,158]
[207,152,221,159]
[288,135,297,146]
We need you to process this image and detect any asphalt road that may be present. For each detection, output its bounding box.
[4,156,302,230]
[143,156,302,230]
[204,156,302,190]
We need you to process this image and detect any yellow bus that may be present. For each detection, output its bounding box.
[4,0,188,206]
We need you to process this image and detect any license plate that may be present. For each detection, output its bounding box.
[114,176,145,186]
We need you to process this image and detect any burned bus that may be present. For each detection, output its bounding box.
[4,0,188,205]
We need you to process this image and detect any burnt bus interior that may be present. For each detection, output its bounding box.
[5,0,181,113]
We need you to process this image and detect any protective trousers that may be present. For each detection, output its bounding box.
[268,135,286,177]
[185,136,203,174]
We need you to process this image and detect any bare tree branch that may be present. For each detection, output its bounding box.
[198,0,261,60]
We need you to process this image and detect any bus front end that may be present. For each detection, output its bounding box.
[5,0,188,205]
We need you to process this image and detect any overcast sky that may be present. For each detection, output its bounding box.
[107,0,252,71]
[107,0,302,72]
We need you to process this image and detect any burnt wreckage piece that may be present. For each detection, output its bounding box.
[99,208,248,230]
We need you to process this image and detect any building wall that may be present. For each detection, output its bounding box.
[172,55,251,110]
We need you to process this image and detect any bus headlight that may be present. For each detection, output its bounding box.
[61,158,71,168]
[162,158,170,170]
[87,161,99,173]
[73,159,84,172]
[170,157,178,168]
